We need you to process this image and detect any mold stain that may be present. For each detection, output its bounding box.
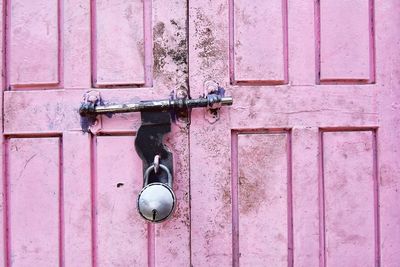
[153,21,167,74]
[237,134,287,215]
[152,20,188,91]
[193,8,226,75]
[238,175,266,215]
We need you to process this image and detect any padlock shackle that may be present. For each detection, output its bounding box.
[143,164,173,188]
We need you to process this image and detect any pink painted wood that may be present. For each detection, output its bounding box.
[189,0,400,267]
[1,0,190,266]
[1,0,400,266]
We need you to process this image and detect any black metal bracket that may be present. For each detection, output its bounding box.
[134,111,173,185]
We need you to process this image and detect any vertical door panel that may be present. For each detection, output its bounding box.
[318,0,374,83]
[291,128,320,266]
[93,0,146,86]
[234,132,291,266]
[288,0,315,85]
[189,122,232,266]
[96,135,147,266]
[8,0,61,88]
[7,137,61,266]
[321,131,377,267]
[375,2,400,266]
[64,0,91,88]
[63,132,91,267]
[233,0,288,84]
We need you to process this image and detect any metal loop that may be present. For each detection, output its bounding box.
[143,164,172,187]
[153,155,160,174]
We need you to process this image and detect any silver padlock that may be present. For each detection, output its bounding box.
[137,164,176,223]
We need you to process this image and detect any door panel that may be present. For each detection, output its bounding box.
[93,0,146,86]
[318,0,374,82]
[95,136,147,266]
[1,0,190,266]
[233,0,287,84]
[8,0,60,87]
[63,132,91,267]
[189,1,400,267]
[234,132,291,267]
[7,138,60,266]
[322,131,377,267]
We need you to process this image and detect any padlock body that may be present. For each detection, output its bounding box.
[137,183,176,223]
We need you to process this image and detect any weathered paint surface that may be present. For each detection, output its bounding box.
[1,0,190,266]
[189,0,400,267]
[1,0,400,267]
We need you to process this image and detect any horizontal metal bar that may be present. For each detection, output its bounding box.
[80,96,233,116]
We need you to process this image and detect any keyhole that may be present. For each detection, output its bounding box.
[152,209,157,222]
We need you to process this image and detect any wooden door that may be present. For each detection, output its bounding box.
[189,0,400,266]
[2,0,400,267]
[0,0,190,266]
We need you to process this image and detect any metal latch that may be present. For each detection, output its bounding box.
[78,84,233,223]
[79,88,232,118]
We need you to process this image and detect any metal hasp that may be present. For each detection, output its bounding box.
[135,111,176,223]
[79,87,233,223]
[135,111,173,183]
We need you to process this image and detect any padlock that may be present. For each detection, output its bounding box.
[137,164,176,223]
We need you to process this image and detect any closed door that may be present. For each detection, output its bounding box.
[1,0,190,266]
[189,0,400,266]
[1,1,400,267]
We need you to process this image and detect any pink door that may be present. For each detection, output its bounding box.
[1,0,400,267]
[189,0,400,266]
[0,0,190,266]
